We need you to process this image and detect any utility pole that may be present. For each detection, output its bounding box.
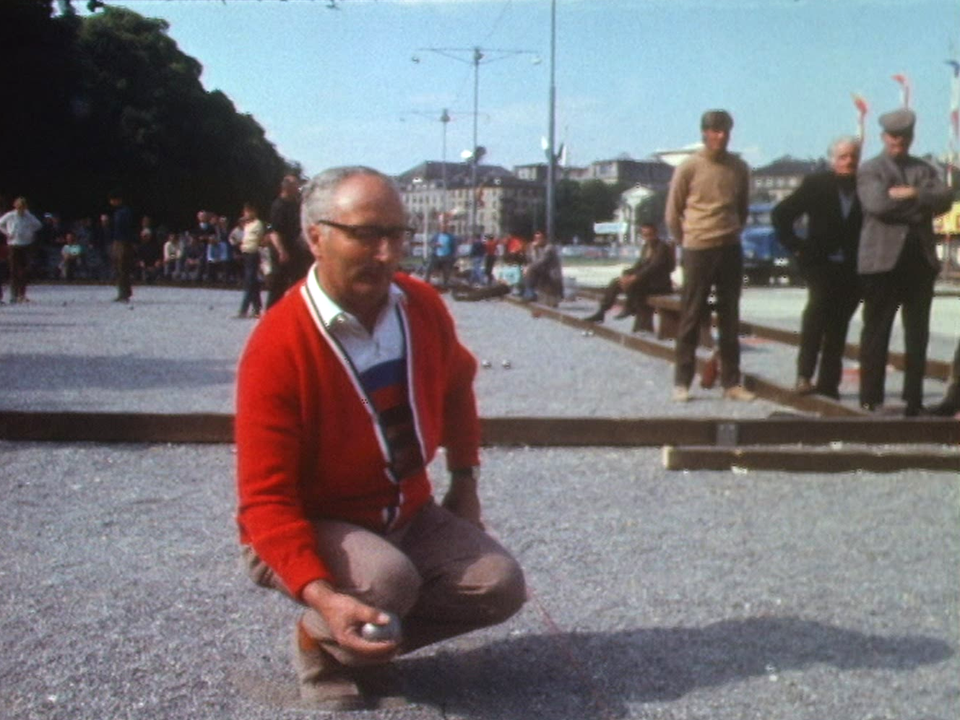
[546,0,558,245]
[413,46,540,239]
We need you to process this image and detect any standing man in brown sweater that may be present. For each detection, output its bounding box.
[666,109,754,402]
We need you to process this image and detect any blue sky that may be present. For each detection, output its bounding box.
[99,0,960,177]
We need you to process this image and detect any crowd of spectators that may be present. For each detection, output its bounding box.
[0,203,275,299]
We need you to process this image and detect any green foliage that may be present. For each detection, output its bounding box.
[554,179,623,244]
[634,190,668,228]
[0,2,297,227]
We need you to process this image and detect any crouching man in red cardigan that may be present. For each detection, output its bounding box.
[235,166,526,711]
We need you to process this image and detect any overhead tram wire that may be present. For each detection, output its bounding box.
[412,46,540,240]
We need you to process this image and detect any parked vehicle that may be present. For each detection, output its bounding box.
[741,203,800,286]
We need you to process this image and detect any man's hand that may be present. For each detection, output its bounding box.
[301,580,400,660]
[442,469,483,528]
[888,185,918,201]
[620,273,638,289]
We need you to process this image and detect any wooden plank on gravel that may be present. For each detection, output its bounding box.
[0,411,233,443]
[2,412,956,448]
[734,417,960,446]
[662,445,960,473]
[480,417,719,447]
[578,286,951,380]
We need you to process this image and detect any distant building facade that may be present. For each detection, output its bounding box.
[515,157,674,190]
[396,161,545,240]
[567,157,674,190]
[751,156,824,203]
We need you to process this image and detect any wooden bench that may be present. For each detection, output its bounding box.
[636,293,714,348]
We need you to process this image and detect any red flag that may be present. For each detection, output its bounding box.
[891,74,911,107]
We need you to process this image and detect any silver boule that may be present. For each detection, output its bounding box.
[360,612,401,642]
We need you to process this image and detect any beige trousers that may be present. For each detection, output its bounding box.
[243,500,526,667]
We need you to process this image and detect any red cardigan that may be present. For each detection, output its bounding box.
[235,272,480,598]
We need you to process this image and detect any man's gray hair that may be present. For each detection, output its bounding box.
[300,166,398,235]
[828,135,861,160]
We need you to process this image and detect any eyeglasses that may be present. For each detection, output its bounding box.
[315,219,413,244]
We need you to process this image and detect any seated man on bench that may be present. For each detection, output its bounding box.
[584,222,674,326]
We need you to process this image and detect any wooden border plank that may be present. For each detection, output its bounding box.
[663,445,960,473]
[1,413,956,448]
[578,286,951,380]
[0,411,233,443]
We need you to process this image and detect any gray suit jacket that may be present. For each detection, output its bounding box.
[856,152,953,274]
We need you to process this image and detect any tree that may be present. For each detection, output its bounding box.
[0,1,82,211]
[554,179,623,243]
[0,2,297,228]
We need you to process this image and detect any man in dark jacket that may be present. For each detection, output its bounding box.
[266,174,311,309]
[772,136,862,399]
[584,223,675,325]
[109,189,136,302]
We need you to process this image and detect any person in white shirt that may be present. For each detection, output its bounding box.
[237,202,266,318]
[162,232,183,280]
[0,197,42,303]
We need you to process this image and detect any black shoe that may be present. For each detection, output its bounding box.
[612,309,633,320]
[904,404,923,418]
[814,386,839,400]
[928,401,959,417]
[860,402,878,412]
[583,311,604,323]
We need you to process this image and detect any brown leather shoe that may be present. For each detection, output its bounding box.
[294,620,367,710]
[293,619,409,710]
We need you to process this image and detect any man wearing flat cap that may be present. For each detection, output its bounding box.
[666,109,754,403]
[856,108,953,415]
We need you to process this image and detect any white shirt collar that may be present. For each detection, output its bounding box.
[304,264,405,331]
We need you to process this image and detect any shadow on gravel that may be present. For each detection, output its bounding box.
[0,353,233,392]
[399,616,954,719]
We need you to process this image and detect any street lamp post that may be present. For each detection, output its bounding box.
[403,107,462,244]
[546,0,557,246]
[470,47,482,240]
[414,45,539,240]
[440,108,450,219]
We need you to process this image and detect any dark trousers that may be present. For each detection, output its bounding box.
[796,264,861,397]
[9,245,30,300]
[113,241,134,300]
[597,276,626,313]
[597,274,671,314]
[265,257,310,310]
[265,264,291,309]
[674,244,743,389]
[484,255,496,285]
[239,252,262,316]
[425,255,454,288]
[858,242,937,410]
[937,336,960,412]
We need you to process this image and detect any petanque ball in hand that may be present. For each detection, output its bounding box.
[360,612,401,642]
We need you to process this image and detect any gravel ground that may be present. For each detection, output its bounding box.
[0,443,956,720]
[1,283,957,720]
[1,283,949,415]
[0,284,788,417]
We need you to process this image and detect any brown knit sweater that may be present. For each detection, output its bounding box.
[665,150,750,249]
